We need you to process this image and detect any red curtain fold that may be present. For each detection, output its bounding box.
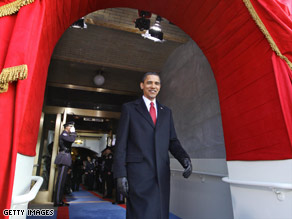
[0,1,101,213]
[0,14,16,67]
[272,53,292,147]
[240,0,292,158]
[0,86,17,217]
[0,14,18,215]
[12,0,46,156]
[1,0,45,156]
[0,0,292,215]
[252,0,292,64]
[189,0,292,160]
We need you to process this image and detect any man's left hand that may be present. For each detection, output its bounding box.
[182,158,192,178]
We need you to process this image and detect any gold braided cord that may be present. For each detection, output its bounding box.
[243,0,292,70]
[0,0,35,18]
[0,64,28,93]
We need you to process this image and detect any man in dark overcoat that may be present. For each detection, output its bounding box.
[113,72,192,219]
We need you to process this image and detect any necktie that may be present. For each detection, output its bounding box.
[150,102,156,125]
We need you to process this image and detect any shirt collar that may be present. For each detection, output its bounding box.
[142,95,156,108]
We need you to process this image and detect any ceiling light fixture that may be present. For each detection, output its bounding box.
[142,16,165,43]
[93,70,105,86]
[134,10,152,31]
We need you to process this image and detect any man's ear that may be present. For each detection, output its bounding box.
[140,82,144,90]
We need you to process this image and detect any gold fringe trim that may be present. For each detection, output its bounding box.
[243,0,292,71]
[0,64,28,93]
[0,0,35,18]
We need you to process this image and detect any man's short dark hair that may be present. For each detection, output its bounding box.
[141,72,161,83]
[64,121,74,128]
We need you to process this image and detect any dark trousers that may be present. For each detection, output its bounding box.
[105,173,114,197]
[54,165,69,204]
[96,173,103,193]
[86,173,94,190]
[72,174,82,191]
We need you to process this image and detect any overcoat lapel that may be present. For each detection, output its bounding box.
[135,98,155,128]
[156,102,165,128]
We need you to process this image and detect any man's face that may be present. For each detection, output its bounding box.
[140,75,161,101]
[65,125,73,132]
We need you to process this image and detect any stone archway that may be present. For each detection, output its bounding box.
[41,0,292,161]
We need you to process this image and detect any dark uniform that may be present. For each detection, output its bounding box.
[104,152,114,198]
[72,156,83,191]
[95,156,104,193]
[54,121,76,207]
[85,158,95,190]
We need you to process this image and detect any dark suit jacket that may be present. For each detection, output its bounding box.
[113,98,189,219]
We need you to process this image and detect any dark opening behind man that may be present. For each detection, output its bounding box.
[113,72,192,219]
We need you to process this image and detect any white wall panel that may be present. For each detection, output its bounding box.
[170,159,233,219]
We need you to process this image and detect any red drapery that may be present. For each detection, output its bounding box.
[0,0,292,214]
[0,0,46,213]
[0,11,19,216]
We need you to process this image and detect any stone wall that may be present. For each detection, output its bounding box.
[159,40,226,158]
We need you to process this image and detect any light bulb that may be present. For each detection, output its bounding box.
[94,74,105,86]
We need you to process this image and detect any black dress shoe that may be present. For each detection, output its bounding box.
[54,202,70,207]
[61,201,70,206]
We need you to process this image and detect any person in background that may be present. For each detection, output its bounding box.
[104,148,114,198]
[85,156,95,190]
[46,141,53,176]
[72,155,83,191]
[54,121,76,207]
[41,141,53,190]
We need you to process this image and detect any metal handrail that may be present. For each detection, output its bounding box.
[171,168,227,177]
[12,176,43,205]
[222,177,292,190]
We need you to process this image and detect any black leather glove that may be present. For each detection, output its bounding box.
[117,177,129,197]
[181,158,192,178]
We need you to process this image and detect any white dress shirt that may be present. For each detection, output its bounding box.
[142,95,158,118]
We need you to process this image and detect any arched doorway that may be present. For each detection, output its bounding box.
[1,0,292,217]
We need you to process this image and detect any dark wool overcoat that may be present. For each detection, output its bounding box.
[113,98,189,219]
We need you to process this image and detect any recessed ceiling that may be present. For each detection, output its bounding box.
[45,7,190,120]
[85,8,190,43]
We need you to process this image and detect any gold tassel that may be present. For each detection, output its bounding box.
[0,64,28,93]
[0,0,35,18]
[243,0,292,70]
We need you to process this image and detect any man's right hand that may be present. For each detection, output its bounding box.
[181,158,192,178]
[117,177,129,197]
